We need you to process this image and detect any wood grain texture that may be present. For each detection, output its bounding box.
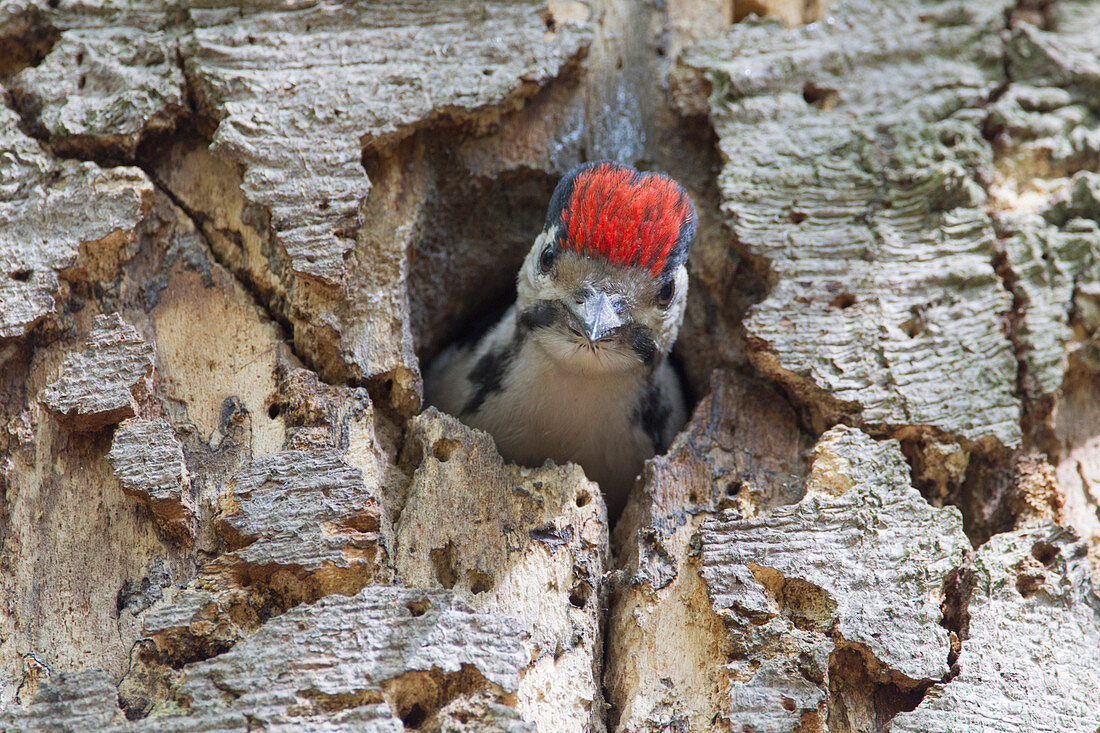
[608,424,970,731]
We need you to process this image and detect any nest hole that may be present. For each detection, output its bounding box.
[362,130,558,368]
[400,703,427,729]
[431,438,459,463]
[1016,573,1044,597]
[802,82,839,110]
[829,292,857,309]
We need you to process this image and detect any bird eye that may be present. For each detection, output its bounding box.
[657,280,675,308]
[539,245,556,274]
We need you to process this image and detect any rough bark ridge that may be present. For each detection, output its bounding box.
[1,0,1098,731]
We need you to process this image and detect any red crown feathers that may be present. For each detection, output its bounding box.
[559,164,693,278]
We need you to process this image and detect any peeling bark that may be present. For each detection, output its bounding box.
[2,0,1099,730]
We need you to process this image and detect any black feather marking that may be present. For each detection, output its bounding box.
[629,326,657,365]
[518,302,559,332]
[638,381,672,453]
[544,161,612,235]
[461,344,515,417]
[659,192,697,279]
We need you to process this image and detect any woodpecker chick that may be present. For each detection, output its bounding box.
[426,161,696,516]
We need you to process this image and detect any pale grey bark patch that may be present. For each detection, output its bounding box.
[39,313,155,430]
[140,448,388,662]
[108,418,195,541]
[3,587,535,732]
[0,670,125,731]
[218,449,383,572]
[11,28,185,160]
[988,0,1100,401]
[0,107,151,340]
[892,524,1100,733]
[396,409,609,732]
[606,371,815,731]
[677,0,1022,447]
[999,212,1098,397]
[701,426,969,683]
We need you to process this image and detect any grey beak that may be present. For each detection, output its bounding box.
[569,290,624,342]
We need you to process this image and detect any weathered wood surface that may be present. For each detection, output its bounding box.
[2,0,1099,730]
[608,425,971,731]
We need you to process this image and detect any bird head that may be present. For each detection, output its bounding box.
[516,161,696,375]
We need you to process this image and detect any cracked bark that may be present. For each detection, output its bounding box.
[2,0,1099,731]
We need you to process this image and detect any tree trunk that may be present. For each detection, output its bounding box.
[1,0,1098,730]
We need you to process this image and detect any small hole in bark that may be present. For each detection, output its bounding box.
[267,404,280,419]
[401,703,426,729]
[568,580,591,608]
[1031,541,1058,565]
[575,491,591,507]
[543,10,556,30]
[1016,573,1043,597]
[120,694,150,721]
[725,480,743,497]
[829,292,856,309]
[468,569,494,594]
[318,199,330,211]
[430,543,458,589]
[432,438,459,462]
[482,68,493,75]
[789,211,807,224]
[781,696,796,711]
[75,51,84,65]
[802,82,838,109]
[10,269,32,282]
[900,309,924,337]
[406,599,431,617]
[689,491,698,503]
[78,73,86,89]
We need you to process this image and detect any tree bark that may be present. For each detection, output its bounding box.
[1,0,1098,731]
